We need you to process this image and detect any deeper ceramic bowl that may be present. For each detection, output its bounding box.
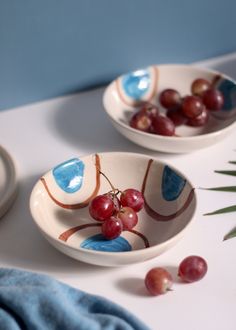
[30,152,197,267]
[103,64,236,153]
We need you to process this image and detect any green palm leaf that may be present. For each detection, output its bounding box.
[223,227,236,241]
[214,170,236,177]
[204,151,236,241]
[201,186,236,192]
[204,205,236,216]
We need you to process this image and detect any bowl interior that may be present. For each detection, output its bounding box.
[103,65,236,137]
[30,153,196,259]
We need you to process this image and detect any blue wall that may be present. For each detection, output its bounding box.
[1,0,236,110]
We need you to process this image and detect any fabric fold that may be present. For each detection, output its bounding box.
[0,268,150,330]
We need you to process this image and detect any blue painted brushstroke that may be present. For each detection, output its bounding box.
[80,234,132,252]
[53,158,84,193]
[121,69,150,99]
[215,79,236,112]
[162,166,186,201]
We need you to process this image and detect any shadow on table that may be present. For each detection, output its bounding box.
[50,87,164,156]
[0,174,106,275]
[115,277,149,297]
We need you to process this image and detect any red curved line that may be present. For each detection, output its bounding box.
[144,189,195,221]
[59,223,101,242]
[128,229,150,248]
[59,223,150,249]
[41,154,101,209]
[116,66,159,107]
[141,159,153,194]
[141,158,195,221]
[211,74,222,87]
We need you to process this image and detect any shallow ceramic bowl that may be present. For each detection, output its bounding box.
[103,64,236,153]
[30,152,197,267]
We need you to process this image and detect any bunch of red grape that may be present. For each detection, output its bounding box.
[89,188,144,240]
[129,78,224,136]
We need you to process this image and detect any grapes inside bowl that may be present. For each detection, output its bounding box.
[30,152,197,267]
[103,64,236,153]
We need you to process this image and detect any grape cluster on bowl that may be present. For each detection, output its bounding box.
[129,78,224,136]
[89,186,144,240]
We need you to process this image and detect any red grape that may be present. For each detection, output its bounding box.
[202,88,224,111]
[178,255,208,283]
[89,195,115,221]
[166,108,187,126]
[191,78,211,97]
[145,267,173,295]
[117,207,138,230]
[101,216,123,240]
[159,89,181,111]
[120,188,144,212]
[105,192,121,213]
[139,102,159,119]
[152,114,175,136]
[187,106,209,127]
[181,95,204,119]
[130,112,152,132]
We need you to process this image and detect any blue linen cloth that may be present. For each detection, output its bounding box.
[0,268,150,330]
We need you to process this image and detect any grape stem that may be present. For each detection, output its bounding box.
[98,170,119,194]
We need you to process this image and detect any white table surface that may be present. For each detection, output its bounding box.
[0,53,236,330]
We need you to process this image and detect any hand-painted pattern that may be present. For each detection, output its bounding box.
[40,154,101,209]
[116,66,158,106]
[59,223,149,251]
[162,166,186,201]
[53,158,85,193]
[212,76,236,119]
[40,155,194,252]
[80,234,132,252]
[141,159,195,221]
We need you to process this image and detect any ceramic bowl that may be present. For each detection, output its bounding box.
[0,145,18,219]
[103,64,236,153]
[30,152,197,267]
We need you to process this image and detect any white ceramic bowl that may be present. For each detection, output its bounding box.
[0,145,18,219]
[30,152,197,267]
[103,64,236,153]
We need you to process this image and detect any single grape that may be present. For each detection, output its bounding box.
[105,192,121,213]
[117,207,138,230]
[152,114,175,136]
[120,188,144,212]
[89,195,115,221]
[139,102,159,120]
[178,255,208,283]
[181,95,204,119]
[130,112,152,132]
[101,216,123,240]
[166,108,187,126]
[202,88,224,111]
[187,106,209,127]
[191,78,211,97]
[145,267,173,296]
[159,89,182,111]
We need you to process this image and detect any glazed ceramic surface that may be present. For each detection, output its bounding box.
[30,152,197,267]
[103,64,236,153]
[0,145,17,219]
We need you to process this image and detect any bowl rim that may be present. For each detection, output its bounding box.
[103,63,236,142]
[29,151,197,259]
